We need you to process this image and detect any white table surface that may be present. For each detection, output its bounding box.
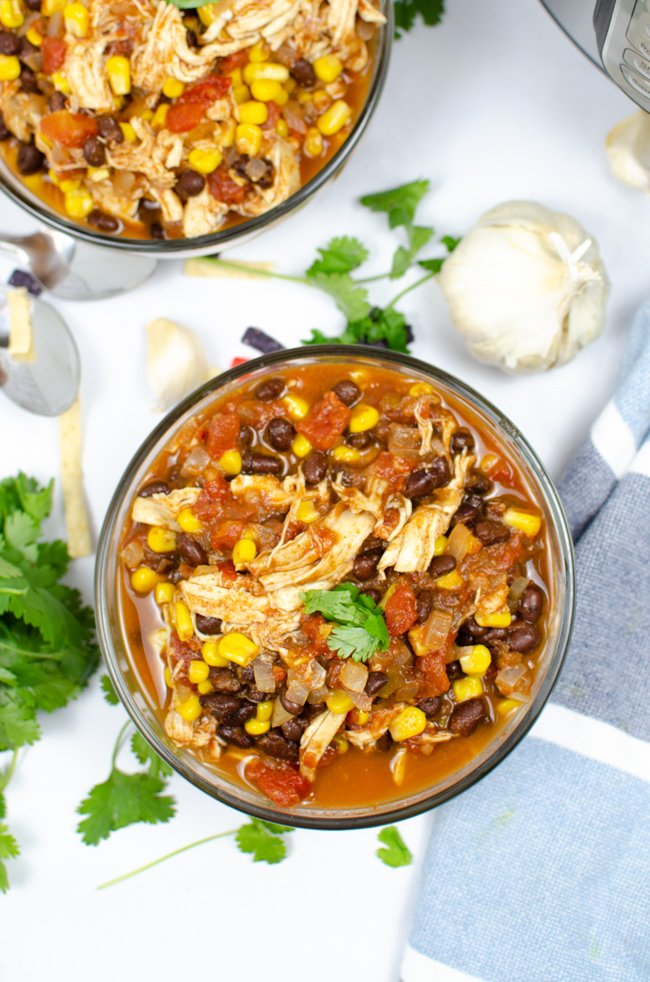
[0,1,644,978]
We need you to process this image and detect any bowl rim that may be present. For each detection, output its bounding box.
[95,344,576,830]
[0,8,392,256]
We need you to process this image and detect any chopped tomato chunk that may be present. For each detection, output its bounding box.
[219,49,248,74]
[296,390,351,451]
[41,37,66,74]
[211,520,247,550]
[206,412,241,459]
[168,631,201,682]
[385,584,418,636]
[248,759,312,807]
[207,166,245,205]
[372,451,416,492]
[418,649,451,698]
[40,111,97,148]
[166,101,205,133]
[262,100,281,131]
[203,474,231,501]
[182,75,231,103]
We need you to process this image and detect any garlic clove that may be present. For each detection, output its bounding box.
[146,317,210,411]
[437,200,609,374]
[605,110,650,192]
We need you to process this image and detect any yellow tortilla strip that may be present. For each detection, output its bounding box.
[59,397,91,558]
[7,287,35,363]
[185,258,274,281]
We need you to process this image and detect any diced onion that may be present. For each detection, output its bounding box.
[285,680,310,706]
[307,686,329,704]
[339,660,368,692]
[394,682,419,703]
[421,609,453,650]
[388,423,421,458]
[495,664,529,697]
[447,523,477,562]
[121,541,144,569]
[270,699,294,728]
[346,688,373,712]
[181,445,210,478]
[253,655,277,693]
[507,576,530,611]
[289,659,326,690]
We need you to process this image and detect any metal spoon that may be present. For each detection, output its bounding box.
[0,227,158,301]
[0,288,79,415]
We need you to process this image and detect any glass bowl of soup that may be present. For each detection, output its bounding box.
[95,346,575,829]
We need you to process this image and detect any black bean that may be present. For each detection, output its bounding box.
[175,169,205,200]
[201,693,241,716]
[446,660,464,681]
[82,136,106,167]
[429,555,456,578]
[176,532,207,567]
[241,450,282,475]
[429,456,452,487]
[257,729,299,762]
[97,116,124,143]
[281,716,308,742]
[414,588,432,623]
[18,37,36,60]
[418,696,442,718]
[466,471,492,495]
[519,584,543,623]
[333,379,360,406]
[223,702,256,725]
[48,91,66,113]
[254,376,285,401]
[474,520,510,545]
[239,666,255,683]
[245,686,270,703]
[86,209,119,233]
[279,684,302,716]
[450,428,475,454]
[347,430,372,449]
[291,57,316,87]
[253,158,274,190]
[185,28,197,46]
[449,697,484,736]
[20,68,41,94]
[150,222,165,241]
[303,450,327,485]
[451,504,479,527]
[0,111,9,141]
[305,702,326,720]
[361,587,381,605]
[365,671,388,697]
[376,731,393,752]
[403,469,436,500]
[461,617,488,638]
[508,622,540,653]
[138,479,170,497]
[0,31,20,55]
[482,627,508,645]
[25,0,41,9]
[463,494,484,511]
[16,143,44,176]
[208,667,240,692]
[216,723,254,749]
[239,424,254,448]
[353,547,382,581]
[196,613,222,635]
[266,417,295,451]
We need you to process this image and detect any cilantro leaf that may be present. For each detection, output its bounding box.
[391,225,434,279]
[166,0,213,7]
[307,237,369,276]
[0,690,39,751]
[131,731,173,780]
[77,769,176,846]
[418,258,444,274]
[235,818,289,864]
[362,611,390,651]
[394,0,444,37]
[305,271,370,323]
[360,180,429,228]
[300,585,367,626]
[344,308,411,353]
[100,674,119,706]
[0,822,20,893]
[328,624,381,662]
[376,825,413,867]
[442,235,461,253]
[301,584,389,661]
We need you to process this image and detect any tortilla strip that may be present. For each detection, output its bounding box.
[59,396,91,558]
[7,287,35,363]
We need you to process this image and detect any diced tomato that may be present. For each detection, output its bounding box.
[40,110,97,148]
[168,632,201,682]
[207,166,245,205]
[181,75,231,104]
[211,520,247,550]
[206,412,241,459]
[218,49,248,74]
[295,390,351,451]
[372,451,416,492]
[231,357,248,367]
[417,649,450,697]
[384,584,418,636]
[488,459,516,486]
[261,100,281,131]
[203,474,231,501]
[248,759,312,807]
[217,559,237,580]
[166,101,205,133]
[41,37,66,74]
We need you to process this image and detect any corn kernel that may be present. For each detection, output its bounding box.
[187,146,223,174]
[296,499,318,524]
[244,717,271,735]
[25,25,43,47]
[218,632,259,667]
[197,2,216,24]
[59,177,81,193]
[119,121,137,142]
[188,659,210,684]
[389,706,427,742]
[164,666,172,687]
[284,76,297,93]
[409,382,434,396]
[218,118,236,146]
[87,166,110,182]
[162,76,184,99]
[311,89,332,113]
[256,700,273,722]
[282,394,309,419]
[232,84,250,105]
[219,449,242,476]
[459,644,492,676]
[326,689,355,714]
[433,535,448,556]
[0,0,22,28]
[497,698,521,717]
[177,506,202,533]
[64,188,94,218]
[317,99,351,136]
[42,0,65,12]
[139,108,154,122]
[453,676,483,702]
[272,86,288,106]
[331,445,361,464]
[202,640,229,667]
[250,78,282,103]
[175,601,194,641]
[226,67,242,87]
[349,404,379,433]
[235,121,262,156]
[177,694,202,721]
[63,3,88,37]
[243,61,289,85]
[379,582,398,609]
[155,581,176,605]
[333,735,349,754]
[237,99,268,125]
[292,433,312,457]
[479,453,499,474]
[130,566,163,593]
[151,103,169,130]
[435,569,464,591]
[313,54,343,83]
[474,609,512,628]
[303,125,323,157]
[233,537,256,566]
[106,55,131,96]
[249,39,270,62]
[503,507,542,537]
[51,71,71,93]
[276,117,289,138]
[197,680,213,694]
[147,526,177,553]
[297,89,311,104]
[349,708,369,726]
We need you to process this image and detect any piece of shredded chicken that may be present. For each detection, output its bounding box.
[131,487,202,530]
[299,709,346,780]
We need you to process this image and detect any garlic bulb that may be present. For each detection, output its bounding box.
[146,317,209,411]
[437,201,609,373]
[605,110,650,191]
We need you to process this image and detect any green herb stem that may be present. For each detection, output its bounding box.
[2,750,18,789]
[98,829,239,889]
[386,271,436,310]
[111,721,133,770]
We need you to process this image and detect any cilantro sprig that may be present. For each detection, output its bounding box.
[0,473,99,892]
[300,582,390,662]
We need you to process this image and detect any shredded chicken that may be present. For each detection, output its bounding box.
[299,709,346,780]
[0,83,46,142]
[472,570,510,621]
[346,704,406,750]
[131,487,202,529]
[236,138,301,218]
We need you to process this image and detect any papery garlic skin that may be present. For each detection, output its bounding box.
[146,317,209,411]
[605,110,650,192]
[437,201,609,374]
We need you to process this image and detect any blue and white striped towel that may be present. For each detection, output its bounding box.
[402,302,650,982]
